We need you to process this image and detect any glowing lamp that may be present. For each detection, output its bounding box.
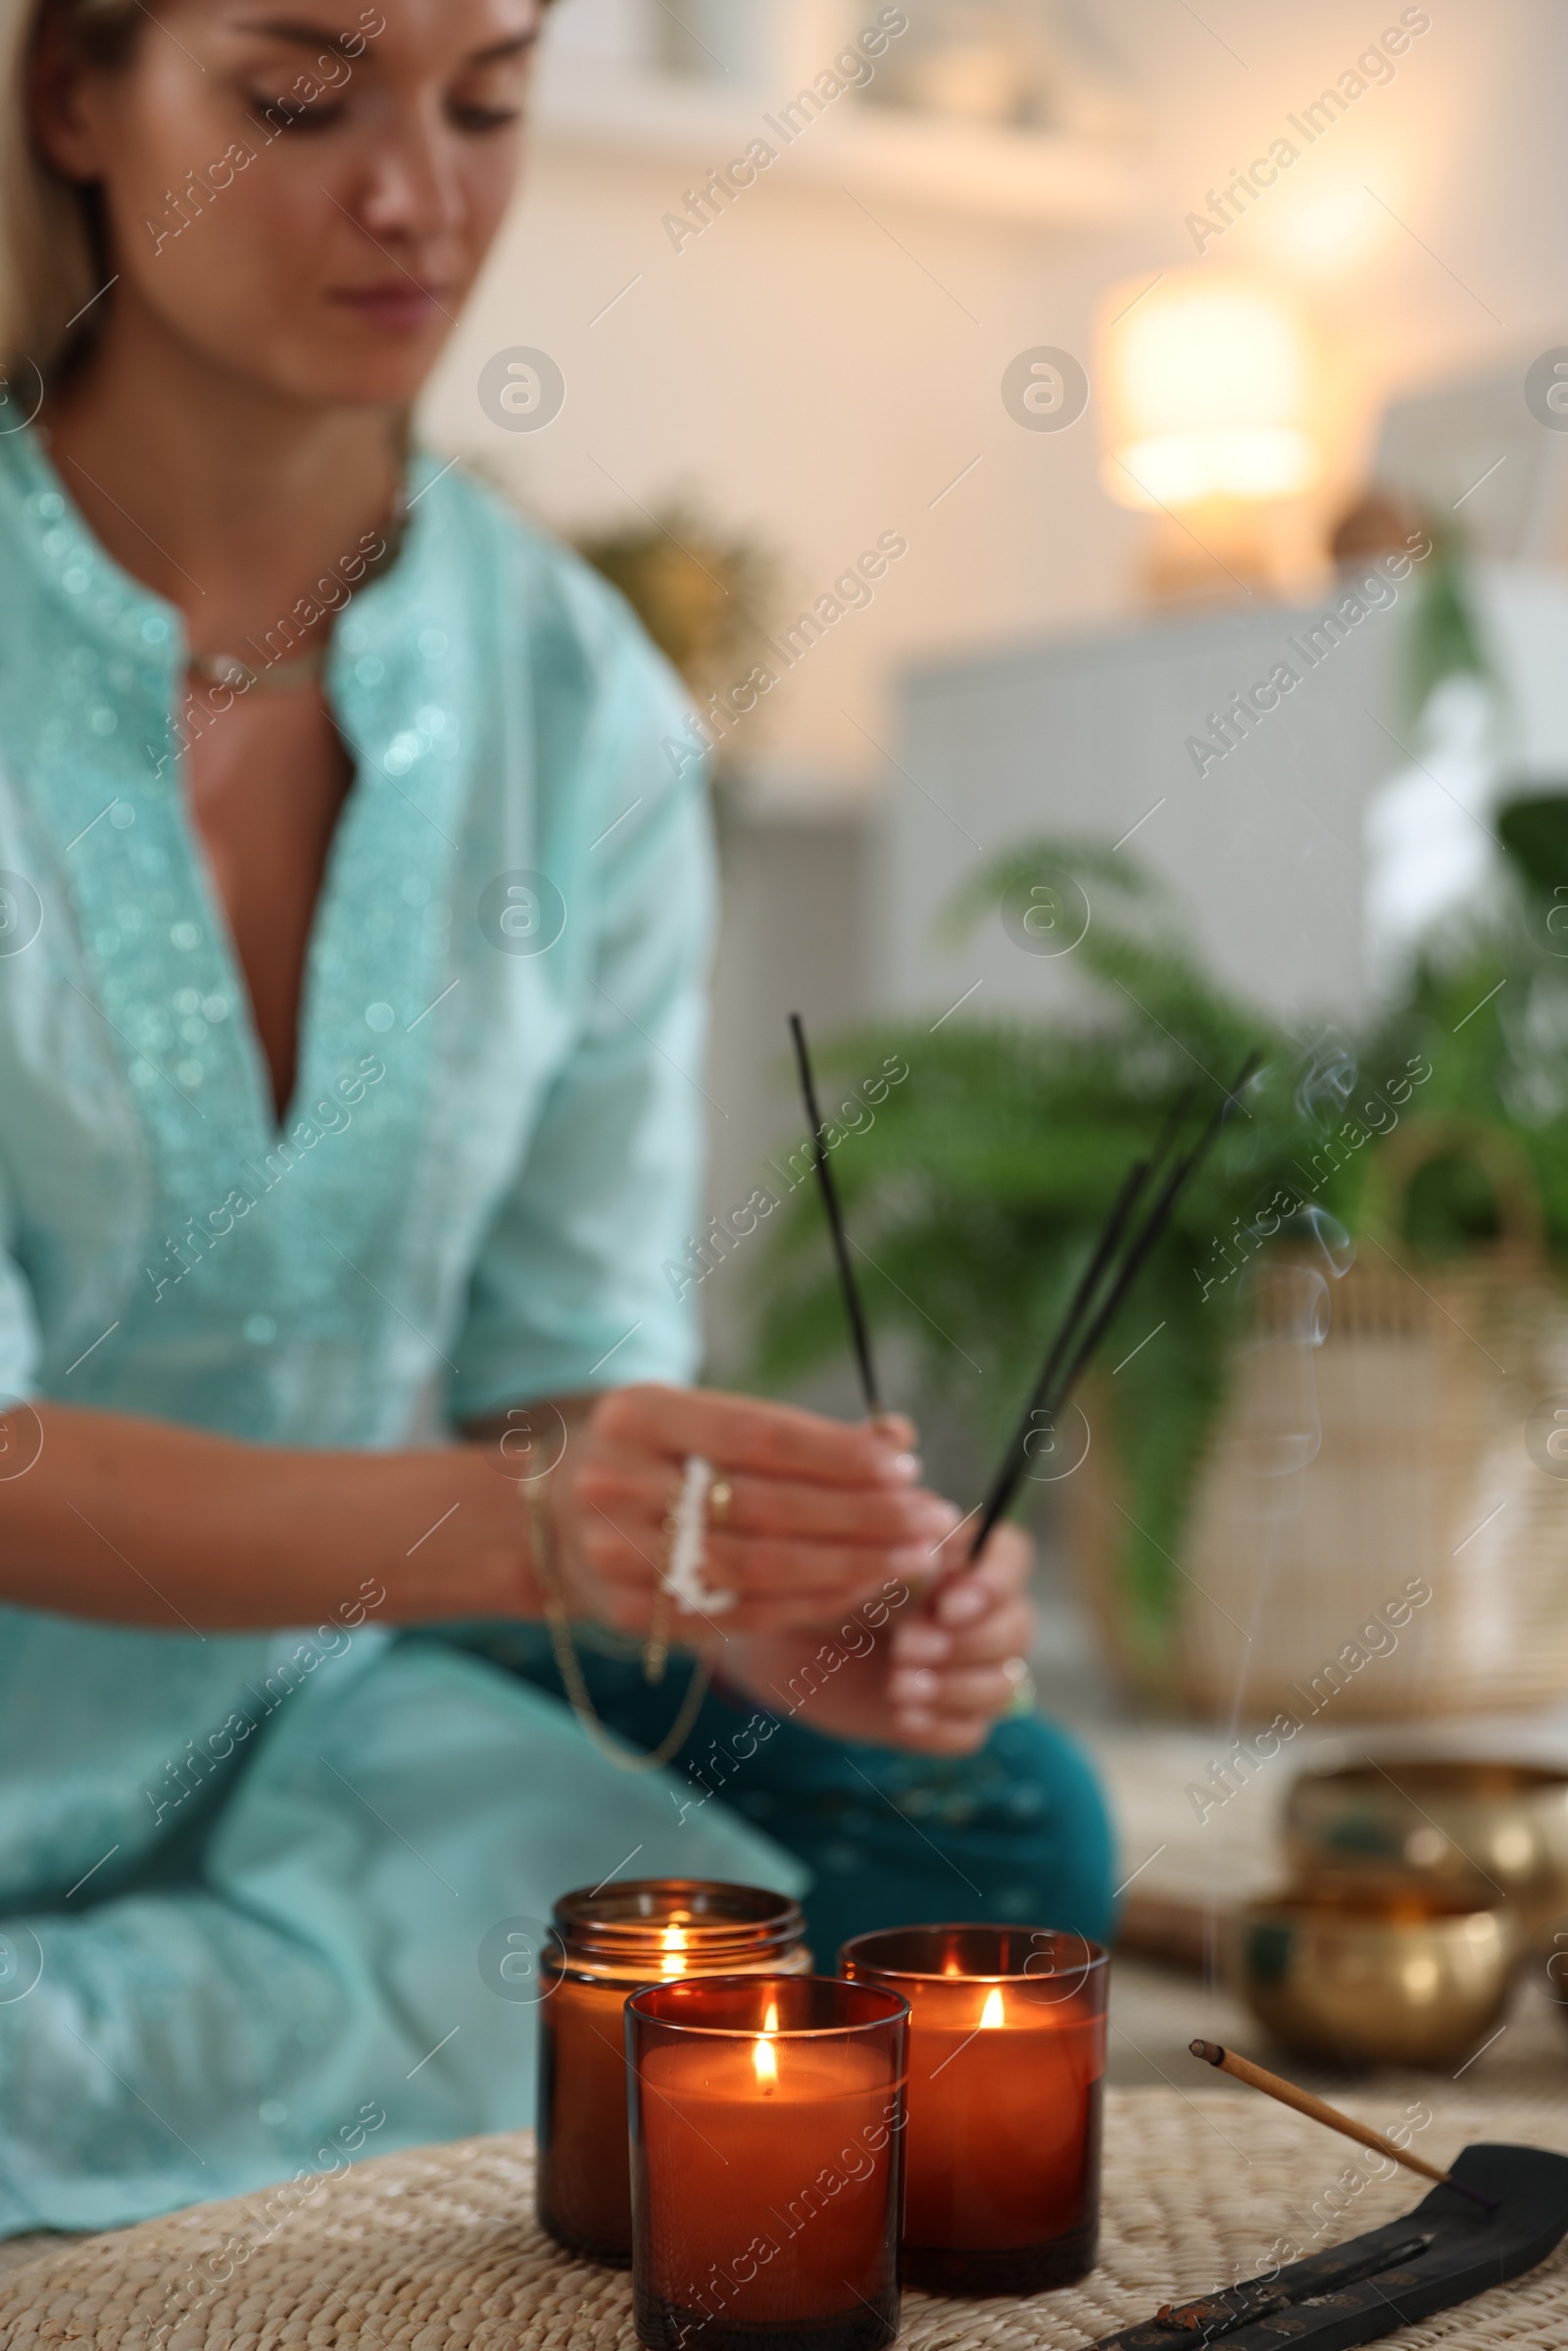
[1100,271,1316,511]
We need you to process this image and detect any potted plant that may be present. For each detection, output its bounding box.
[750,811,1568,1708]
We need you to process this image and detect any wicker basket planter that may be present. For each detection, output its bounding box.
[1068,1124,1568,1723]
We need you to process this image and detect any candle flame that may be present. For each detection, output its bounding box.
[979,1987,1005,2030]
[660,1924,688,1979]
[753,1998,779,2092]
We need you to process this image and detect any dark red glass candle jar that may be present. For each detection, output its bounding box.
[537,1880,808,2265]
[840,1923,1108,2296]
[627,1974,908,2351]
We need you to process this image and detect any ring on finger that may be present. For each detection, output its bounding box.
[660,1454,736,1621]
[1002,1655,1036,1716]
[708,1476,734,1528]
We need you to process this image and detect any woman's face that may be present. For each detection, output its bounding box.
[35,0,543,406]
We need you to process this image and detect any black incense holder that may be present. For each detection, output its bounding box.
[1085,2141,1568,2349]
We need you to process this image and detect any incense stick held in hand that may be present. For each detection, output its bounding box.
[967,1056,1258,1562]
[1190,2040,1498,2214]
[966,1154,1150,1560]
[788,1011,883,1419]
[966,1086,1196,1559]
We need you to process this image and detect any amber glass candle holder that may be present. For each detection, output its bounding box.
[536,1880,808,2265]
[627,1974,908,2351]
[840,1923,1107,2297]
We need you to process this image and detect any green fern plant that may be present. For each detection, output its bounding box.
[749,827,1568,1670]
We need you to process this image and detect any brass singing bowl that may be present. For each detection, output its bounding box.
[1228,1883,1520,2068]
[1284,1758,1568,1935]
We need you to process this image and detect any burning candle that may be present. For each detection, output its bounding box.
[626,1974,908,2351]
[536,1880,808,2265]
[840,1924,1107,2296]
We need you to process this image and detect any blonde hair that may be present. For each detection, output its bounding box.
[0,0,153,375]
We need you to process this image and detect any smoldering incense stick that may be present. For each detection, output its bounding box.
[788,1011,882,1419]
[1190,2040,1498,2213]
[968,1058,1257,1561]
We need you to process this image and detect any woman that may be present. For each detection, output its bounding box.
[0,0,1111,2236]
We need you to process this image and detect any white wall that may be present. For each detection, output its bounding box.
[416,0,1568,1370]
[422,0,1568,798]
[878,564,1568,1038]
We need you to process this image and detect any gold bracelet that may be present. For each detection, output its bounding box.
[523,1478,711,1773]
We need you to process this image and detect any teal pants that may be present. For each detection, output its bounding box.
[466,1627,1116,1958]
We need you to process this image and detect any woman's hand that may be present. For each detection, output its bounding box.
[717,1521,1037,1757]
[549,1384,962,1639]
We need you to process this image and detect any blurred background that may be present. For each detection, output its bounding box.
[425,0,1568,2086]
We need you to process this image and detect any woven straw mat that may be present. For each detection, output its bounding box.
[5,2089,1568,2350]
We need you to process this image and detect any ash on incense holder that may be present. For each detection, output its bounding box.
[1083,2142,1568,2349]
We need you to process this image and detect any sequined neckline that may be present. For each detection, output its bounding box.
[0,422,438,681]
[0,424,184,667]
[0,421,469,1184]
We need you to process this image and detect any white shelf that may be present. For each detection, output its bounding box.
[529,55,1143,226]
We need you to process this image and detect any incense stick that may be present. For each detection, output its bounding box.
[1190,2040,1497,2213]
[1043,1061,1254,1410]
[967,1057,1257,1560]
[966,1088,1199,1562]
[788,1011,882,1419]
[966,1156,1150,1563]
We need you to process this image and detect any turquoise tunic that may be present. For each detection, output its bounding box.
[0,427,802,2236]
